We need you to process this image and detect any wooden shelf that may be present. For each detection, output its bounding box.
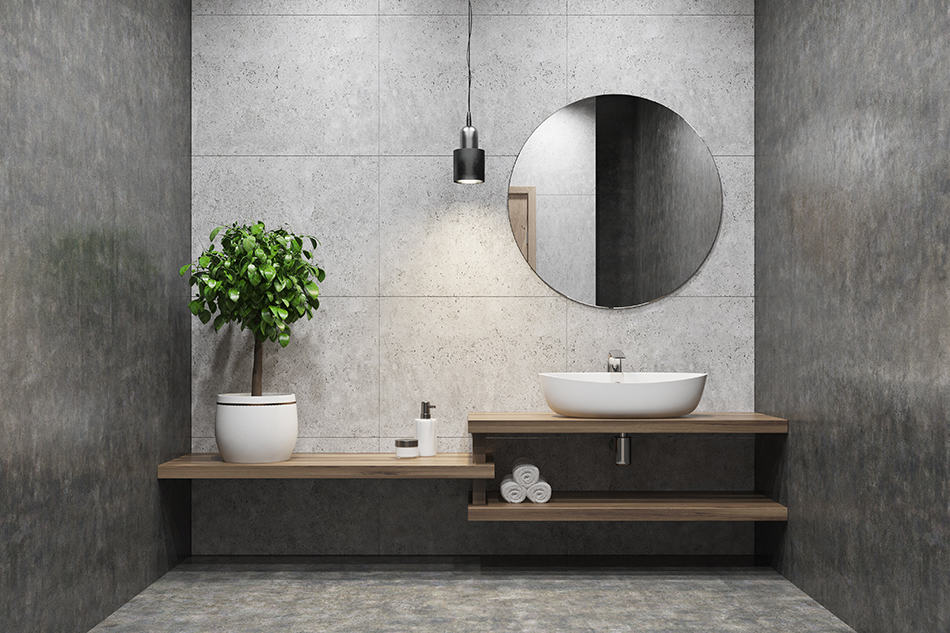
[158,453,494,480]
[468,412,787,435]
[468,492,787,522]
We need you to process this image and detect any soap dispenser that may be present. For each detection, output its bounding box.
[415,401,437,456]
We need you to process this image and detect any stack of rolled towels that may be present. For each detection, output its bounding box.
[500,458,552,504]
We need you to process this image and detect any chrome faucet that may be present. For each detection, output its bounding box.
[607,349,625,373]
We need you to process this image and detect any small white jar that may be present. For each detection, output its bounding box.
[395,438,419,458]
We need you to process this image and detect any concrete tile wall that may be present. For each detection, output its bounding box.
[191,0,754,555]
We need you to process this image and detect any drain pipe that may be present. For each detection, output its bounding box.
[615,433,631,465]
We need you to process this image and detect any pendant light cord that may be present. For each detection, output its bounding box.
[466,0,473,127]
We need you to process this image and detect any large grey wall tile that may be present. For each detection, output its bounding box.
[380,297,566,437]
[675,156,753,297]
[569,0,753,14]
[756,2,949,631]
[379,156,554,296]
[194,0,378,14]
[381,0,567,14]
[380,15,567,155]
[192,297,379,439]
[192,436,379,453]
[193,15,378,155]
[0,2,191,632]
[192,156,379,296]
[567,297,754,411]
[568,15,753,155]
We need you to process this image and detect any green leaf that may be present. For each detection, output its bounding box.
[189,300,203,315]
[304,281,319,298]
[261,309,274,324]
[252,222,264,235]
[209,226,222,242]
[278,331,290,347]
[213,315,227,331]
[228,288,240,302]
[198,310,212,324]
[198,255,211,268]
[261,264,277,283]
[179,263,191,276]
[316,268,326,282]
[276,307,288,320]
[242,236,255,253]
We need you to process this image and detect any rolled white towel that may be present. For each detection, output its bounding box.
[500,475,528,504]
[512,458,540,487]
[526,478,552,504]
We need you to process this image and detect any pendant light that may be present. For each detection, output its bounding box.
[453,0,485,184]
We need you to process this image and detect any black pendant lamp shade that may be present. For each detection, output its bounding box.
[454,118,485,184]
[454,0,485,184]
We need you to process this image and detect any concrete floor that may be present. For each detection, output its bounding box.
[90,563,855,633]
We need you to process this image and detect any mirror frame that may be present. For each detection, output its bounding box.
[507,94,724,309]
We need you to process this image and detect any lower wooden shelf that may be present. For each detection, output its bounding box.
[468,491,787,522]
[158,453,494,479]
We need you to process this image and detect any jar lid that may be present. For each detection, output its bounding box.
[395,438,418,447]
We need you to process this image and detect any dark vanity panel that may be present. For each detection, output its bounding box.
[755,2,949,632]
[0,2,192,632]
[193,436,753,556]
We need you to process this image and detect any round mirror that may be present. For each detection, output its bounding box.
[508,94,722,308]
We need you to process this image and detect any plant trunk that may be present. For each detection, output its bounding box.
[251,337,263,397]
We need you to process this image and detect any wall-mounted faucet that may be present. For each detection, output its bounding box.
[607,349,625,373]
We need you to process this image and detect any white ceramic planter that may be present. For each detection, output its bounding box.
[215,393,297,463]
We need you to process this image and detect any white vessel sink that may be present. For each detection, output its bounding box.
[539,372,707,418]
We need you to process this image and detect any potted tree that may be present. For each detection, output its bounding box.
[181,221,325,463]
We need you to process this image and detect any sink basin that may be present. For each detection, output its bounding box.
[539,372,707,418]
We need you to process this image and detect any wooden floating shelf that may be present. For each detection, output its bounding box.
[157,453,494,480]
[468,412,787,435]
[467,492,788,522]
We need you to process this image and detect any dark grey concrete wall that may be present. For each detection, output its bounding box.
[754,2,949,632]
[0,2,192,632]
